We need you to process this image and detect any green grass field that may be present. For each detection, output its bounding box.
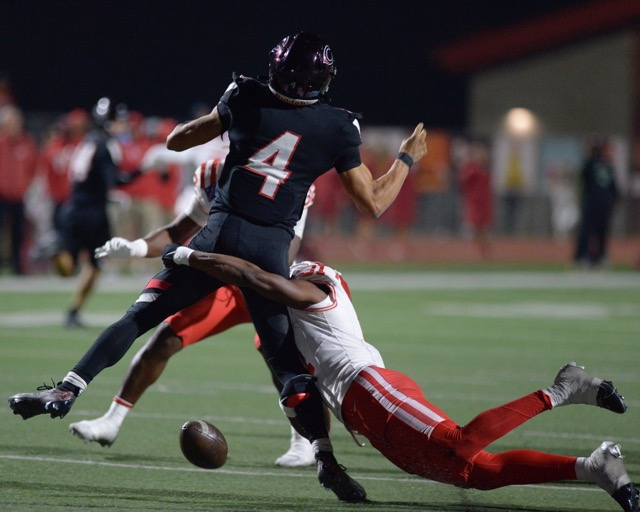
[1,269,639,511]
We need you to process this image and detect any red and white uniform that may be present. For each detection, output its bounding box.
[166,161,315,346]
[288,263,578,490]
[287,261,383,421]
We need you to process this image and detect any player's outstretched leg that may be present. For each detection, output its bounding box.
[68,324,183,446]
[275,426,315,467]
[576,442,639,512]
[9,382,76,420]
[544,362,626,413]
[315,450,367,503]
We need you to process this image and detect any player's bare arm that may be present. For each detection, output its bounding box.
[166,107,224,152]
[339,122,427,217]
[144,214,202,257]
[94,213,202,260]
[168,248,327,309]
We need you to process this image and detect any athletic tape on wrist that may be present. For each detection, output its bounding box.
[130,239,148,258]
[174,246,195,265]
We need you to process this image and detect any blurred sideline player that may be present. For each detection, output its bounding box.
[70,155,317,467]
[57,98,142,327]
[162,246,638,512]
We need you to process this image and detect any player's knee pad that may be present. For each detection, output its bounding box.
[279,374,319,419]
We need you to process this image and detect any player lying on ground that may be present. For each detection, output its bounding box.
[68,158,317,467]
[160,245,638,512]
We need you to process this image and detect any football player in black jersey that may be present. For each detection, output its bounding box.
[57,97,142,328]
[9,32,426,503]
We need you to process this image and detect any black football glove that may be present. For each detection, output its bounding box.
[161,243,180,269]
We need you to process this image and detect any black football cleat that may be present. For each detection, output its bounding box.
[612,483,640,512]
[597,380,627,414]
[315,451,367,503]
[8,384,76,420]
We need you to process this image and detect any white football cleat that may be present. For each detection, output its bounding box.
[275,427,315,467]
[69,416,120,447]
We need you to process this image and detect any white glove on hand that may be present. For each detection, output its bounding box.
[94,237,148,259]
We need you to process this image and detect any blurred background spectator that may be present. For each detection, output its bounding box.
[458,139,493,257]
[0,104,39,275]
[574,136,619,269]
[107,109,180,273]
[1,1,639,269]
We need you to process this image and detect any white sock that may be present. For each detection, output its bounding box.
[542,386,565,408]
[104,396,133,426]
[574,457,590,482]
[63,372,87,395]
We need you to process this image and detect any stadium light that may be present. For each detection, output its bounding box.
[504,107,539,138]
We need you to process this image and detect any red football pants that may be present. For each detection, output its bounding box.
[342,366,577,490]
[165,285,252,347]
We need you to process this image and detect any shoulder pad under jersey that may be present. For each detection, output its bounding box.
[193,158,222,203]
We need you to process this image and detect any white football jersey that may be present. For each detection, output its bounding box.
[184,159,315,239]
[184,158,221,227]
[287,262,384,422]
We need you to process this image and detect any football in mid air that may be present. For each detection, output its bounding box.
[179,420,228,469]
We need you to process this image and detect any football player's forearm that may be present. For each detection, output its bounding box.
[187,251,290,304]
[368,161,410,217]
[342,163,409,218]
[344,122,427,218]
[144,216,201,257]
[188,251,260,288]
[142,230,174,258]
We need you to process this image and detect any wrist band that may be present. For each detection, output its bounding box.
[397,152,413,168]
[130,238,148,258]
[174,246,195,266]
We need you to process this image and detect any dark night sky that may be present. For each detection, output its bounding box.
[0,0,586,129]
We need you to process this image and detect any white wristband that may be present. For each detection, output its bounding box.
[130,239,148,258]
[174,246,194,266]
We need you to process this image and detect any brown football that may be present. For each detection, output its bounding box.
[179,420,228,469]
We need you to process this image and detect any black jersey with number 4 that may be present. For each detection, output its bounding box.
[214,76,362,233]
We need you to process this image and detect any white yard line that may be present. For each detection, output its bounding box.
[0,453,604,493]
[2,271,640,293]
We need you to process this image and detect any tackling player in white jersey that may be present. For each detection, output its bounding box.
[69,153,317,467]
[160,247,637,512]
